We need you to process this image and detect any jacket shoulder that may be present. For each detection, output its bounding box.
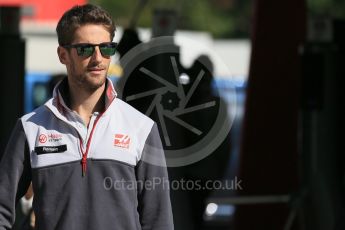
[113,98,154,126]
[21,102,51,123]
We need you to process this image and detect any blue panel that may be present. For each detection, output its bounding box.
[24,72,51,113]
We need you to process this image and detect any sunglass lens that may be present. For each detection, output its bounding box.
[77,46,94,57]
[100,44,116,56]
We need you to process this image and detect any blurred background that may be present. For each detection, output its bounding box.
[0,0,345,229]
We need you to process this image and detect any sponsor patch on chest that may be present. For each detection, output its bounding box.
[114,134,131,149]
[38,133,63,143]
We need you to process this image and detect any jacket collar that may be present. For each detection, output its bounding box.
[51,77,117,116]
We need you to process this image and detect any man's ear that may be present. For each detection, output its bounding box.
[57,46,68,64]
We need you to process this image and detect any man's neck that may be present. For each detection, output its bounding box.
[69,83,106,126]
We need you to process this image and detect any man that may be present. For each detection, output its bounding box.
[0,4,173,230]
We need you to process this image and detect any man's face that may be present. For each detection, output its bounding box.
[58,24,112,92]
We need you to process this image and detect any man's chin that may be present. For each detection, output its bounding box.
[83,74,107,91]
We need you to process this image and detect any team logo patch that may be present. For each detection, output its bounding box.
[38,133,63,143]
[114,134,131,149]
[39,134,47,143]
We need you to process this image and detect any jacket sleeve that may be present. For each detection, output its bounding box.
[0,120,32,230]
[135,123,174,230]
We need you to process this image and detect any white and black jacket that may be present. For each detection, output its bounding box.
[0,78,174,230]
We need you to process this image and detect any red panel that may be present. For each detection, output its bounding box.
[0,0,30,6]
[33,0,86,21]
[0,0,86,21]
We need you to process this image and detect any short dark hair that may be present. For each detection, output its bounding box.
[56,4,116,46]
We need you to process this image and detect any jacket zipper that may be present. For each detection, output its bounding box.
[79,112,104,177]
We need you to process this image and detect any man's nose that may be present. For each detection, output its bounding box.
[90,46,103,62]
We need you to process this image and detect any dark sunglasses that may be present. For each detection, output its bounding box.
[63,42,118,57]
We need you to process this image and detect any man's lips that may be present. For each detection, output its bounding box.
[88,67,104,71]
[87,68,105,73]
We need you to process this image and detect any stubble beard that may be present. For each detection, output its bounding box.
[79,71,107,92]
[70,63,108,93]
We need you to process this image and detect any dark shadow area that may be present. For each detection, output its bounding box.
[117,30,233,229]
